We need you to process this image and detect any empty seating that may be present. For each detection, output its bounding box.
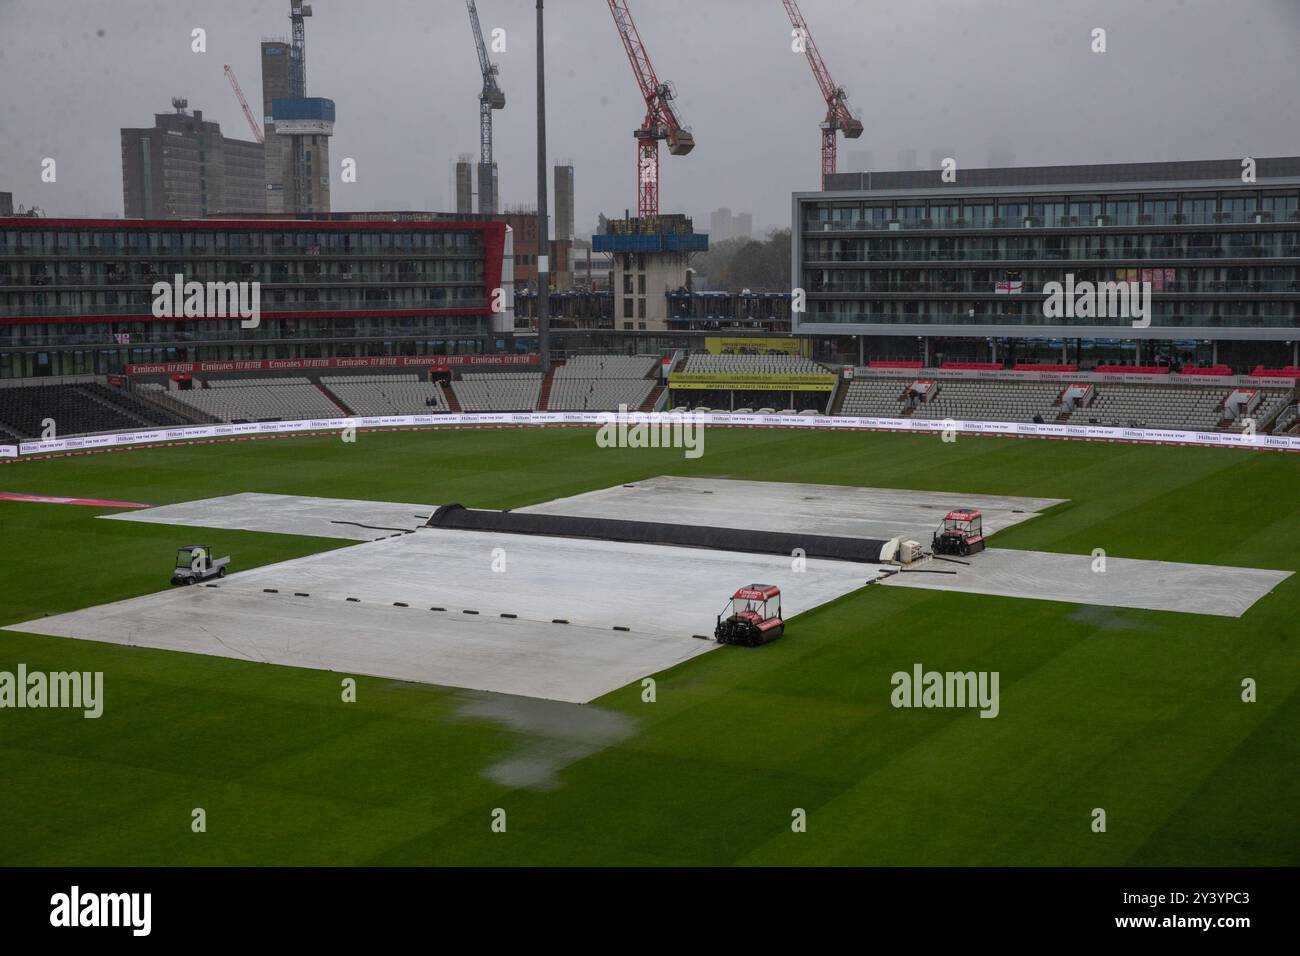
[169,378,341,421]
[0,383,189,438]
[1085,385,1233,429]
[450,372,542,411]
[681,353,828,375]
[547,354,657,410]
[321,374,449,415]
[909,380,1063,423]
[840,378,909,416]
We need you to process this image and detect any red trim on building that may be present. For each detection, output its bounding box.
[124,354,539,375]
[0,216,507,235]
[0,307,490,327]
[0,217,508,326]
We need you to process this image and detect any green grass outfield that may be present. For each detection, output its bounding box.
[0,426,1296,866]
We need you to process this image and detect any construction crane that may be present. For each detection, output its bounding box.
[223,65,264,143]
[466,0,505,215]
[782,0,863,188]
[289,0,312,98]
[606,0,694,219]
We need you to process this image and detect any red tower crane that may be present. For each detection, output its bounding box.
[223,64,265,144]
[782,0,862,187]
[606,0,694,219]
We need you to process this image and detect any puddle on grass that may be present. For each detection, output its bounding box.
[454,691,638,791]
[1066,605,1148,632]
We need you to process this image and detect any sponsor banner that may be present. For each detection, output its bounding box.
[669,372,838,390]
[669,381,836,392]
[857,367,1300,389]
[124,355,539,376]
[8,413,1299,458]
[704,336,810,357]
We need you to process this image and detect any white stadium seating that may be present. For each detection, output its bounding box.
[321,374,449,415]
[450,372,543,411]
[547,354,658,411]
[170,378,341,421]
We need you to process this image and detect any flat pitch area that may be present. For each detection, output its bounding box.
[8,525,877,703]
[884,549,1289,617]
[101,491,434,541]
[520,475,1065,543]
[522,476,1286,617]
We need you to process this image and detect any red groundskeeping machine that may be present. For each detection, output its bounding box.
[715,584,785,646]
[932,508,986,556]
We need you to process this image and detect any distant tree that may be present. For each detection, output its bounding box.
[692,229,790,291]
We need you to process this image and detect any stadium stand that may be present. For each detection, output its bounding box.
[838,373,1296,432]
[840,378,909,416]
[450,372,543,411]
[908,380,1064,423]
[320,374,449,415]
[1,361,1292,440]
[168,378,342,421]
[1222,390,1293,433]
[1273,403,1300,434]
[682,353,828,375]
[547,354,657,410]
[0,382,192,438]
[1074,384,1225,429]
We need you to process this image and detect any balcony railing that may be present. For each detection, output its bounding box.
[802,312,1298,328]
[802,210,1300,232]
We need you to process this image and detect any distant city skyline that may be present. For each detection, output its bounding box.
[3,0,1299,237]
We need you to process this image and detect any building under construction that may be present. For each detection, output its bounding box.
[258,1,335,215]
[593,214,707,331]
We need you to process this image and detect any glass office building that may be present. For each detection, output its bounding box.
[0,217,508,379]
[792,157,1300,368]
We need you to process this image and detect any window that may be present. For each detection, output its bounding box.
[997,202,1027,225]
[1142,199,1177,225]
[1183,196,1216,224]
[1068,201,1098,225]
[897,205,924,226]
[1031,201,1066,227]
[1261,194,1298,222]
[930,204,959,225]
[1104,199,1137,225]
[1221,196,1257,223]
[864,206,890,228]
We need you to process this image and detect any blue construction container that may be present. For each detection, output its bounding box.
[270,97,336,123]
[592,232,708,253]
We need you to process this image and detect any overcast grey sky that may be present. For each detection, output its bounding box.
[2,0,1298,234]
